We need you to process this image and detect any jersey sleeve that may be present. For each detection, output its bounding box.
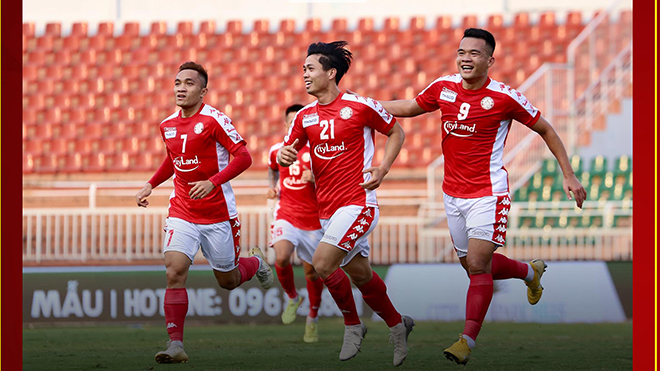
[268,145,279,170]
[283,111,307,151]
[415,80,442,112]
[506,89,541,127]
[363,97,396,135]
[210,114,248,154]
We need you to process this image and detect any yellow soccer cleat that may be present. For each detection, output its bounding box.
[443,335,471,365]
[281,296,302,325]
[526,259,547,305]
[303,321,319,343]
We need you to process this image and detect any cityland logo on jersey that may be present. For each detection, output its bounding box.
[173,156,201,172]
[282,177,307,190]
[314,142,347,160]
[443,121,477,137]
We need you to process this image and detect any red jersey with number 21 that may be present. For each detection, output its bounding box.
[284,93,396,219]
[415,74,541,199]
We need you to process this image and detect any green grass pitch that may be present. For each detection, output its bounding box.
[24,319,631,371]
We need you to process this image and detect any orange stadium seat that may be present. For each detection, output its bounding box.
[279,19,296,34]
[514,12,530,30]
[35,35,54,52]
[435,15,452,31]
[87,35,108,51]
[358,18,374,32]
[150,21,168,36]
[62,35,81,51]
[462,15,478,29]
[177,21,194,35]
[253,19,270,34]
[45,22,62,37]
[23,22,36,38]
[226,20,243,35]
[199,20,217,35]
[97,22,114,37]
[71,22,88,37]
[123,22,141,37]
[332,18,348,32]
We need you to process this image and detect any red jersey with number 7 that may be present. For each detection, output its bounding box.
[160,103,246,224]
[415,74,541,199]
[283,93,396,219]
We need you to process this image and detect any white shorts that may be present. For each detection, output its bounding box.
[444,193,510,258]
[270,219,323,264]
[163,217,241,272]
[319,205,379,267]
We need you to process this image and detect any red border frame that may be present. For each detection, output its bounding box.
[2,0,25,369]
[633,0,657,369]
[4,1,655,370]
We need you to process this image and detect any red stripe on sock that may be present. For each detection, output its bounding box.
[237,256,260,285]
[463,273,493,341]
[358,272,401,327]
[306,276,324,318]
[322,269,360,326]
[164,288,188,342]
[491,253,528,280]
[275,264,298,299]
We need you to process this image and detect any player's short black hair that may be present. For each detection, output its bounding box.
[285,104,305,116]
[178,61,208,88]
[463,28,496,56]
[307,41,353,84]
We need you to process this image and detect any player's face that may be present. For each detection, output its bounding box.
[303,55,334,96]
[174,69,207,109]
[284,111,297,131]
[456,37,494,83]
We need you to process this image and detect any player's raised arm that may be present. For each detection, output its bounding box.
[136,155,174,207]
[378,99,426,118]
[530,116,587,208]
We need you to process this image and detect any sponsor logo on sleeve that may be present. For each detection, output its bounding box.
[302,113,320,128]
[164,127,177,139]
[440,87,458,102]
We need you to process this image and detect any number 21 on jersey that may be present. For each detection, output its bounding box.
[457,103,470,120]
[320,119,335,140]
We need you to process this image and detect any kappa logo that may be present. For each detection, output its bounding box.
[341,241,353,249]
[233,220,241,227]
[499,197,511,205]
[347,233,359,240]
[498,216,508,224]
[353,225,364,233]
[358,218,369,226]
[167,322,177,329]
[495,225,507,233]
[363,208,372,217]
[498,208,509,216]
[494,235,505,243]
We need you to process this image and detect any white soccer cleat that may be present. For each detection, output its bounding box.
[339,323,367,361]
[249,247,274,289]
[155,340,188,364]
[390,315,415,366]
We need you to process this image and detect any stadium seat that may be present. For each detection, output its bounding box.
[97,22,114,37]
[358,18,374,32]
[176,21,194,35]
[226,20,243,35]
[435,15,452,31]
[150,21,168,36]
[45,22,62,37]
[23,22,36,38]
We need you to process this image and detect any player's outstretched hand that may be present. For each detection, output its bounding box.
[360,166,388,190]
[277,139,299,166]
[563,174,587,208]
[266,188,279,199]
[135,183,153,208]
[301,169,314,183]
[188,180,215,200]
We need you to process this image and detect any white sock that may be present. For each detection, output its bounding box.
[306,316,318,324]
[525,263,535,282]
[288,295,299,303]
[461,334,476,349]
[171,340,184,348]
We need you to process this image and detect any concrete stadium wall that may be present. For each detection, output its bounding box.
[24,0,627,35]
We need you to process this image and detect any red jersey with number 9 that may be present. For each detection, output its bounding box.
[268,143,321,230]
[415,74,541,199]
[283,93,396,219]
[160,103,246,224]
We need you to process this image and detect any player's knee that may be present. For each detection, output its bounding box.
[305,270,319,282]
[217,276,240,290]
[348,271,372,287]
[311,259,335,280]
[166,267,187,287]
[275,256,290,268]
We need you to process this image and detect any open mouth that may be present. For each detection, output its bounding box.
[176,94,186,99]
[461,66,474,72]
[305,81,312,88]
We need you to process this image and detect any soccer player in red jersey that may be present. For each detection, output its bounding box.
[376,29,587,365]
[277,41,414,366]
[134,62,274,364]
[267,104,325,342]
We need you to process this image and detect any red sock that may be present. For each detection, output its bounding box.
[306,276,324,318]
[275,263,298,299]
[237,256,260,285]
[463,273,493,341]
[358,272,402,327]
[322,269,361,326]
[491,253,528,280]
[164,288,188,342]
